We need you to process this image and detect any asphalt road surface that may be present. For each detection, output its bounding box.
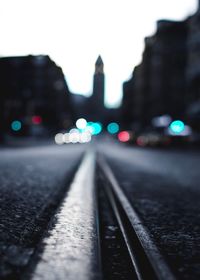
[99,141,200,280]
[0,144,86,279]
[1,139,200,279]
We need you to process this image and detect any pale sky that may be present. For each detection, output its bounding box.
[0,0,198,107]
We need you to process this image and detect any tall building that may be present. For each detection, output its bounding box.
[0,55,73,137]
[186,7,200,129]
[149,20,188,120]
[90,56,105,122]
[121,19,188,130]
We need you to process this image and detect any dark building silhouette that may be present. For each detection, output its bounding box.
[150,20,187,119]
[90,55,105,122]
[0,55,73,138]
[71,93,90,121]
[187,6,200,130]
[122,73,135,129]
[122,19,188,131]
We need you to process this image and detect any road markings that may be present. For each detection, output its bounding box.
[31,151,101,280]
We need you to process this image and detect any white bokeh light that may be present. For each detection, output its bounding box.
[55,133,64,145]
[76,118,87,130]
[0,0,197,107]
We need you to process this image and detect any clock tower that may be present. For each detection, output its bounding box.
[91,56,105,122]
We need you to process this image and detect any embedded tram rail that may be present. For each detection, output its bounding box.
[19,151,178,280]
[97,155,176,280]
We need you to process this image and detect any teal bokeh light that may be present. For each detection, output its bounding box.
[169,120,185,134]
[107,122,119,134]
[86,122,102,135]
[86,122,94,134]
[11,120,22,131]
[92,122,102,135]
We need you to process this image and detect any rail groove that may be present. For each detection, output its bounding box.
[97,155,176,280]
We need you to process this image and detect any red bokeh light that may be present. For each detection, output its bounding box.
[118,131,130,142]
[32,116,42,125]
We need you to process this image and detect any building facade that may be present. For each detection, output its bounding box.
[186,5,200,129]
[0,55,73,137]
[122,19,188,131]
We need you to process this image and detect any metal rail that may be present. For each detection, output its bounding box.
[97,155,176,280]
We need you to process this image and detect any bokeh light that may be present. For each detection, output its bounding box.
[80,132,92,143]
[107,122,119,134]
[55,130,92,145]
[55,133,64,145]
[169,120,185,134]
[11,120,22,131]
[118,131,130,142]
[69,128,79,134]
[63,133,70,143]
[92,122,102,135]
[85,122,102,135]
[32,115,42,125]
[76,118,87,130]
[86,122,95,134]
[69,131,79,143]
